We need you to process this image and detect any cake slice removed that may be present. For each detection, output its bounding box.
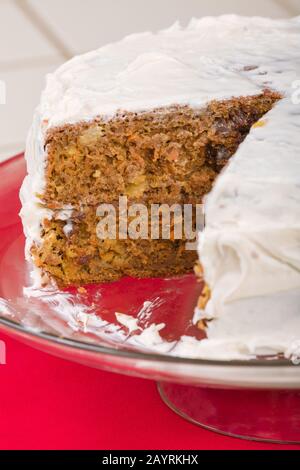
[25,93,279,286]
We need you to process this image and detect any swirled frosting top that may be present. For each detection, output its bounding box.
[40,15,300,127]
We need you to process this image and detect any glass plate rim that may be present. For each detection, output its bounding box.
[0,154,296,369]
[0,316,295,368]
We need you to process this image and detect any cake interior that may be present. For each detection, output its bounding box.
[33,90,281,286]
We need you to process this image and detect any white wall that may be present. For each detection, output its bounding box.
[0,0,298,161]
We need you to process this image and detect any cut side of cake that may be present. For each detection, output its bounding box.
[20,15,300,358]
[31,92,279,286]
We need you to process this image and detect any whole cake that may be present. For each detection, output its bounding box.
[20,15,300,357]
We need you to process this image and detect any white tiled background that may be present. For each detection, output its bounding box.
[0,0,299,162]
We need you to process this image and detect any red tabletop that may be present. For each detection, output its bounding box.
[0,333,299,451]
[0,155,298,451]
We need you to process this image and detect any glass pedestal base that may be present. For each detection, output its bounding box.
[158,383,300,444]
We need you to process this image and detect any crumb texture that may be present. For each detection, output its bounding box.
[44,92,280,208]
[32,207,197,286]
[35,91,280,286]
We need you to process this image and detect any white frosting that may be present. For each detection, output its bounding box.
[37,16,299,126]
[55,206,74,237]
[198,97,300,355]
[20,111,53,259]
[20,15,300,359]
[115,312,141,334]
[131,324,170,349]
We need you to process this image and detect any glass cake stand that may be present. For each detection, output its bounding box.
[0,154,300,444]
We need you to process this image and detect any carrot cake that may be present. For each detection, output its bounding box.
[20,15,300,355]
